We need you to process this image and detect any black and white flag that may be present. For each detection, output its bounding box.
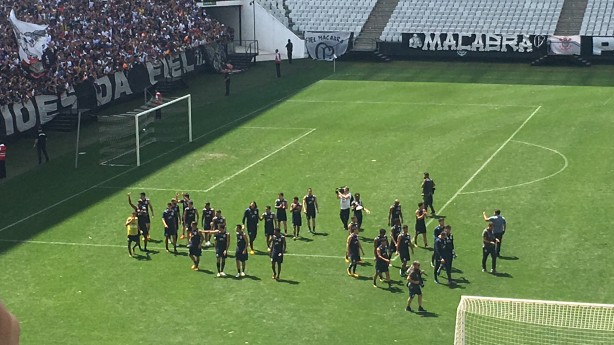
[305,32,352,61]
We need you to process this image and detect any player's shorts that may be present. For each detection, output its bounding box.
[306,208,316,219]
[376,261,389,273]
[399,249,410,263]
[143,215,151,223]
[415,223,427,234]
[127,235,140,242]
[265,226,274,236]
[277,212,287,222]
[271,252,284,263]
[235,250,248,262]
[408,285,422,298]
[189,247,202,257]
[185,218,195,229]
[388,243,397,253]
[164,227,177,238]
[349,252,361,263]
[248,230,257,242]
[423,194,433,205]
[138,222,149,236]
[292,214,302,226]
[203,221,212,230]
[215,248,227,259]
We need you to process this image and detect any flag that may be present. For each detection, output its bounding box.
[305,32,352,61]
[9,10,51,65]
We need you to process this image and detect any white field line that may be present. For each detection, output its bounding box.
[459,140,569,195]
[98,128,316,193]
[241,126,315,130]
[288,99,537,108]
[0,238,368,260]
[425,106,542,227]
[0,96,296,234]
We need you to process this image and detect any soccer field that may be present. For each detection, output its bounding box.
[1,60,614,344]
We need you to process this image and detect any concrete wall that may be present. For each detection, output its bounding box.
[206,6,241,40]
[240,1,305,61]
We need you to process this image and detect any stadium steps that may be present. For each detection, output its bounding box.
[555,0,589,35]
[227,53,257,70]
[46,108,94,132]
[531,54,591,67]
[353,0,400,52]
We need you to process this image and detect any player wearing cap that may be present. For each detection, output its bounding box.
[303,188,319,234]
[346,225,364,278]
[414,202,428,247]
[421,172,436,216]
[234,224,249,277]
[483,209,506,257]
[396,225,414,276]
[242,201,259,254]
[388,199,403,226]
[270,228,286,280]
[406,261,426,312]
[126,210,141,257]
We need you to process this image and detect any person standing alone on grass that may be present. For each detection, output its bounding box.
[224,71,231,96]
[482,222,498,273]
[126,211,142,257]
[483,209,506,257]
[34,127,49,164]
[421,172,436,216]
[0,141,6,179]
[274,49,282,77]
[270,228,286,280]
[303,188,319,234]
[242,201,260,254]
[285,39,293,64]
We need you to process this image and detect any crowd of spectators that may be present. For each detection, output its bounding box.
[0,0,232,106]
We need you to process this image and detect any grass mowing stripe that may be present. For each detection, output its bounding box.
[0,95,298,234]
[288,99,538,108]
[425,105,542,227]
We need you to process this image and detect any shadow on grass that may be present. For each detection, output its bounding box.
[241,275,262,281]
[0,59,334,256]
[360,236,374,243]
[418,311,439,318]
[276,278,300,285]
[197,269,215,275]
[357,261,372,267]
[499,255,519,261]
[312,232,329,237]
[492,272,513,278]
[295,237,313,243]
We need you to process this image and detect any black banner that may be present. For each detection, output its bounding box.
[1,44,224,139]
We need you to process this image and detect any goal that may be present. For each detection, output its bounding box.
[454,296,614,345]
[98,94,192,166]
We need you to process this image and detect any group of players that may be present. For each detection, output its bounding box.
[124,188,319,280]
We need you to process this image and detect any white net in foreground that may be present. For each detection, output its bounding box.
[454,296,614,345]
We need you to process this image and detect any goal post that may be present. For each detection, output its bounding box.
[98,94,192,167]
[454,296,614,345]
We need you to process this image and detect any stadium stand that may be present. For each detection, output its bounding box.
[380,0,565,42]
[580,0,614,36]
[0,1,230,106]
[257,0,290,27]
[286,0,377,34]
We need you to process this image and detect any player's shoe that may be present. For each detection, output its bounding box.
[240,272,246,277]
[490,269,496,273]
[482,269,486,272]
[249,250,255,255]
[216,273,221,277]
[352,273,360,278]
[272,275,276,280]
[418,306,426,312]
[235,273,241,278]
[205,241,212,247]
[180,235,185,239]
[193,266,199,271]
[191,265,196,269]
[406,306,412,312]
[344,257,350,263]
[267,247,271,252]
[400,269,404,277]
[347,269,352,276]
[434,279,439,284]
[220,272,227,277]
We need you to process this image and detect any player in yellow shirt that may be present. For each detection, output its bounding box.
[126,211,141,257]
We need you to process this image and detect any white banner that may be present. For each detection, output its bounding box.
[305,32,352,61]
[8,10,51,64]
[592,37,614,55]
[548,35,581,55]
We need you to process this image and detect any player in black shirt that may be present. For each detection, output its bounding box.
[178,193,191,239]
[373,228,388,279]
[275,193,288,235]
[302,188,319,234]
[421,172,436,216]
[414,202,428,247]
[183,201,198,245]
[406,261,426,312]
[261,206,276,251]
[389,218,402,258]
[214,225,230,277]
[431,218,445,267]
[188,222,204,271]
[345,216,360,263]
[373,242,392,289]
[482,222,498,273]
[242,201,259,254]
[270,228,286,280]
[351,193,370,230]
[433,231,447,284]
[388,199,403,226]
[128,193,150,251]
[346,226,364,278]
[201,202,214,246]
[128,192,154,240]
[162,203,178,253]
[437,225,455,284]
[290,197,302,240]
[171,195,181,238]
[234,224,249,278]
[396,225,414,276]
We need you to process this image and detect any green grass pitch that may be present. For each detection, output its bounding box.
[1,59,614,344]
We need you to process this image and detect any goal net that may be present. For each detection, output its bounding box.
[98,94,192,166]
[454,296,614,345]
